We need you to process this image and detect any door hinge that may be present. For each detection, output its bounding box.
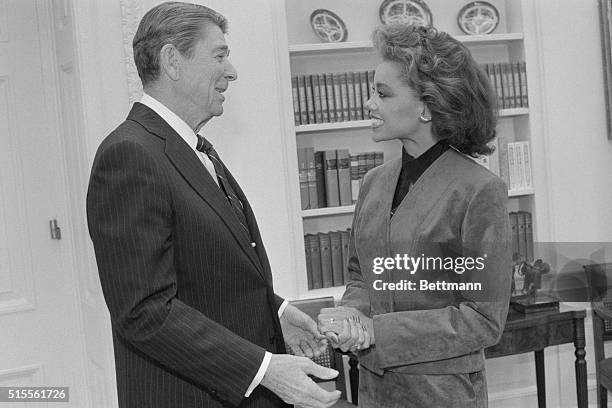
[49,219,62,240]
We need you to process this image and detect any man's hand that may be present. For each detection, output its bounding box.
[260,354,341,408]
[318,306,374,352]
[281,304,327,358]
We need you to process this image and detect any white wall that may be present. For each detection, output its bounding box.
[535,0,612,243]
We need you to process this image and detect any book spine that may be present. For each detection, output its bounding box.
[346,72,355,121]
[308,234,322,289]
[337,149,352,206]
[314,151,327,207]
[517,211,527,261]
[325,73,336,122]
[496,63,506,109]
[319,233,333,288]
[515,141,525,190]
[507,143,516,191]
[340,73,349,121]
[330,231,344,286]
[520,61,529,107]
[305,74,315,124]
[502,63,512,109]
[318,73,329,123]
[304,235,313,289]
[521,141,533,189]
[374,151,384,167]
[360,71,369,120]
[511,62,520,109]
[312,74,322,124]
[297,75,307,125]
[350,154,360,204]
[291,75,300,125]
[297,148,309,210]
[352,72,362,120]
[333,73,344,122]
[524,212,534,262]
[305,147,318,209]
[340,230,350,283]
[324,150,340,207]
[497,134,509,187]
[357,153,367,187]
[509,212,519,262]
[365,152,375,172]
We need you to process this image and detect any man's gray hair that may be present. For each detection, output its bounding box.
[133,2,228,86]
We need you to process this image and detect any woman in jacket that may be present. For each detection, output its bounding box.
[319,23,512,407]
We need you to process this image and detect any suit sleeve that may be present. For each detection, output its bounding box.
[87,140,264,406]
[372,177,512,369]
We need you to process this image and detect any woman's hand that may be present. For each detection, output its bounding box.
[318,307,374,352]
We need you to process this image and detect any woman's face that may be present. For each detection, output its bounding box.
[365,60,426,143]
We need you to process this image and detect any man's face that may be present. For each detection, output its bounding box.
[178,24,237,123]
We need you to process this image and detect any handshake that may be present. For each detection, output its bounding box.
[318,306,375,353]
[259,304,374,408]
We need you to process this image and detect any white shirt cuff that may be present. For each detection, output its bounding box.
[244,351,272,397]
[277,299,289,317]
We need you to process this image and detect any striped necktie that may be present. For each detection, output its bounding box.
[196,135,251,239]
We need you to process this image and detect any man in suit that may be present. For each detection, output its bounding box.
[86,3,341,408]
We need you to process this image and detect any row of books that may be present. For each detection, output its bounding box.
[304,211,533,291]
[510,211,533,263]
[304,230,351,289]
[482,62,529,109]
[292,70,374,125]
[471,140,532,192]
[290,62,529,126]
[298,148,383,210]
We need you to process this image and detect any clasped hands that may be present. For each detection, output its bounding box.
[260,304,373,408]
[280,304,374,358]
[317,306,374,353]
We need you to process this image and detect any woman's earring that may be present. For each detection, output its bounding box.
[419,109,432,123]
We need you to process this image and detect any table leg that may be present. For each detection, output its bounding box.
[348,356,359,405]
[535,349,546,408]
[574,317,588,408]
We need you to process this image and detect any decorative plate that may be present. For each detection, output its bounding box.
[379,0,433,27]
[309,9,348,43]
[457,1,500,35]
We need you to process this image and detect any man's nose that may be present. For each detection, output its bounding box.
[225,60,237,81]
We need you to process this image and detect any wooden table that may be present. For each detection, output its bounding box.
[346,307,588,407]
[484,306,587,408]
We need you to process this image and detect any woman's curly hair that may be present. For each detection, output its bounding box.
[372,24,498,156]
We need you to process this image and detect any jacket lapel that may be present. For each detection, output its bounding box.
[127,103,266,278]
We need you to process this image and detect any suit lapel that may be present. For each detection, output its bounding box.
[127,103,266,278]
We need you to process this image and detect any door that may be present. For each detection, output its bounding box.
[0,0,90,406]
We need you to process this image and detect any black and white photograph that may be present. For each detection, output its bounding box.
[1,0,612,407]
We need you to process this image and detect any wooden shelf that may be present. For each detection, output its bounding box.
[295,109,528,134]
[296,120,370,134]
[302,205,355,218]
[500,108,529,117]
[289,33,524,55]
[297,285,345,301]
[303,189,532,218]
[508,188,535,197]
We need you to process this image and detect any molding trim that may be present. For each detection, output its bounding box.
[0,364,42,382]
[119,0,143,104]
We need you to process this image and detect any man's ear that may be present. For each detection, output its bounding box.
[159,44,180,81]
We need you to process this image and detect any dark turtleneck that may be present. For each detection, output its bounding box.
[391,140,450,217]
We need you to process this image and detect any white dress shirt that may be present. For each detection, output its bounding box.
[139,93,288,397]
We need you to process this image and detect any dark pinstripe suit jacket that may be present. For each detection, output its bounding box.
[87,103,288,408]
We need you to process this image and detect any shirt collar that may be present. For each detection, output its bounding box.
[140,93,199,150]
[401,140,449,175]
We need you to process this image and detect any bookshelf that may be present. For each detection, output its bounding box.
[279,0,544,300]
